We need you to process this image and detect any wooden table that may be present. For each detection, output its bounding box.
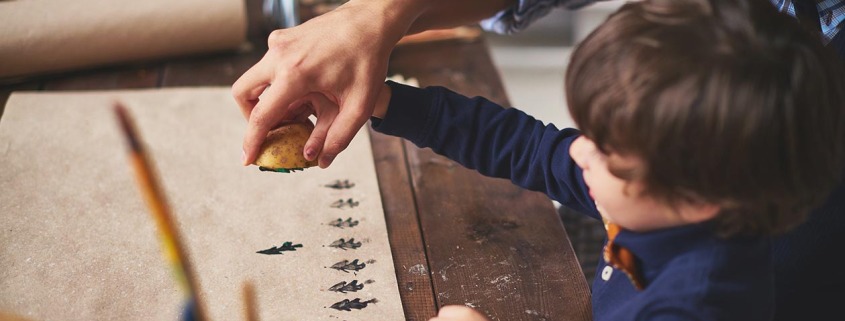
[0,8,591,321]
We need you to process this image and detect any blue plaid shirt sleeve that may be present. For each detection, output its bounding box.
[770,0,843,44]
[481,0,603,34]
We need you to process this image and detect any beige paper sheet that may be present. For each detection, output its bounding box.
[0,0,247,79]
[0,88,405,321]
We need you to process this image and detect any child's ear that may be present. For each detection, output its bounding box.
[678,202,721,224]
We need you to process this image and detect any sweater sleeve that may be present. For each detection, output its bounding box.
[371,81,600,217]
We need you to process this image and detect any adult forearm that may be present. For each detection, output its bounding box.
[360,0,517,36]
[406,0,518,34]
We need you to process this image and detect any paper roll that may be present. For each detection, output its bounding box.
[0,0,247,80]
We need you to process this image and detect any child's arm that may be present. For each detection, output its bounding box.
[372,81,599,216]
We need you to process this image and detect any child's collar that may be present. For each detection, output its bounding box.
[604,221,716,290]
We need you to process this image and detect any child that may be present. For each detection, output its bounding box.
[363,0,845,320]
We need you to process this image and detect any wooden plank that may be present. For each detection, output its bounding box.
[388,38,592,321]
[370,129,438,321]
[160,50,263,87]
[389,39,509,107]
[42,64,161,90]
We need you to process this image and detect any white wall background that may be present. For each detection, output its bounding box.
[486,2,625,130]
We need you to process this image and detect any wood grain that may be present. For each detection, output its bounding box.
[161,50,264,87]
[370,130,439,321]
[388,38,593,321]
[42,65,161,90]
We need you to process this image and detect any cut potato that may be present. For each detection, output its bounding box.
[253,122,318,172]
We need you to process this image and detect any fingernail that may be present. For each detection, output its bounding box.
[241,149,247,165]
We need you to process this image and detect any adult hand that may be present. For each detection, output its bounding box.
[429,306,491,321]
[232,0,415,168]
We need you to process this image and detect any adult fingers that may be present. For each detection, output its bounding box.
[241,82,303,166]
[319,90,373,168]
[232,62,272,120]
[302,93,339,162]
[280,96,317,124]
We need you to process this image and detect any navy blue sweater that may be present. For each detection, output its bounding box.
[373,81,776,320]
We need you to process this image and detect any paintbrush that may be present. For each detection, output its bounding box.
[114,103,208,321]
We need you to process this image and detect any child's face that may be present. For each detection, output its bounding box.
[569,136,691,232]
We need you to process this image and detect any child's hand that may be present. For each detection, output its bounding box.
[429,305,491,321]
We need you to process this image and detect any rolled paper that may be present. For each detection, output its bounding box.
[0,0,247,80]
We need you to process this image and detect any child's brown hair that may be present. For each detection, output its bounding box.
[566,0,845,236]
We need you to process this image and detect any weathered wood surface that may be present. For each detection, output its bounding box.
[389,40,592,321]
[0,6,590,320]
